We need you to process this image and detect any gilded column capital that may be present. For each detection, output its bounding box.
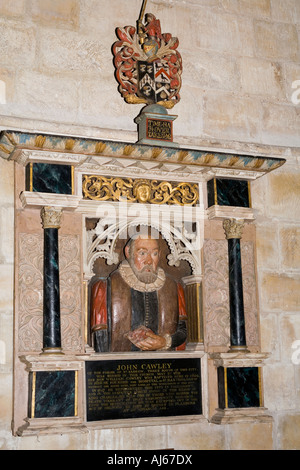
[40,206,62,229]
[223,218,244,240]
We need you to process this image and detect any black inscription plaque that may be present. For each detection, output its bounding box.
[146,118,172,141]
[85,358,202,421]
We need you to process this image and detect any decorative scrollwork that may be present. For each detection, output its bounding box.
[82,175,199,206]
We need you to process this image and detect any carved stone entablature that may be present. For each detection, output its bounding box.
[0,131,286,181]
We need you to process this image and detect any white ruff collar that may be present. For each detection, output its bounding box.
[118,260,165,292]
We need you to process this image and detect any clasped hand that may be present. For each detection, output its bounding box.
[126,326,166,350]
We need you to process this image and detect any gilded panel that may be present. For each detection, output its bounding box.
[82,175,199,206]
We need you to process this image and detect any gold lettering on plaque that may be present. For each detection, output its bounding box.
[86,362,201,417]
[147,119,172,141]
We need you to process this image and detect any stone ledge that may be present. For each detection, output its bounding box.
[211,407,273,425]
[19,191,82,210]
[17,414,209,436]
[210,352,270,368]
[17,417,87,437]
[207,205,255,221]
[19,353,85,371]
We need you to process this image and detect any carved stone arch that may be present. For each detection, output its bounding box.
[86,215,202,277]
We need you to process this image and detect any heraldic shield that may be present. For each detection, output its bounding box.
[137,59,172,104]
[112,13,182,109]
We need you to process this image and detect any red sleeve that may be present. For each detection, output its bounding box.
[177,283,187,320]
[176,283,187,351]
[90,280,107,331]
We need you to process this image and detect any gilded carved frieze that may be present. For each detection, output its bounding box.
[18,233,82,353]
[82,175,199,206]
[203,239,259,349]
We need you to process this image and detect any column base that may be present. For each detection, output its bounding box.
[228,345,250,353]
[41,347,64,355]
[185,342,204,352]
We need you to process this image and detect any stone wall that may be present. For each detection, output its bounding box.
[0,0,299,449]
[252,161,300,450]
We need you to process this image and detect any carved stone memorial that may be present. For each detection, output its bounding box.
[0,123,285,434]
[0,4,286,436]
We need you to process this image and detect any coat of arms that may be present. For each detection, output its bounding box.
[112,10,182,109]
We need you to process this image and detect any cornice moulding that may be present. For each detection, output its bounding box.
[0,130,286,179]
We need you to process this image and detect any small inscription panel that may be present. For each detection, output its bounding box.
[146,118,172,141]
[85,358,202,421]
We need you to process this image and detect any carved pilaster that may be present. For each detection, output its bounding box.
[223,218,248,352]
[41,207,63,354]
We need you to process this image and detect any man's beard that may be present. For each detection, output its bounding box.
[130,262,158,284]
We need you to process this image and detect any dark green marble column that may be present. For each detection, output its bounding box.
[41,206,63,354]
[223,219,248,352]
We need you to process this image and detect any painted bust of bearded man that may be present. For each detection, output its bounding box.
[90,233,187,352]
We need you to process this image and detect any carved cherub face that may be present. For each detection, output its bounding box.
[136,183,151,203]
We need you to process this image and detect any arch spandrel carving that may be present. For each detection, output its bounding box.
[85,217,203,279]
